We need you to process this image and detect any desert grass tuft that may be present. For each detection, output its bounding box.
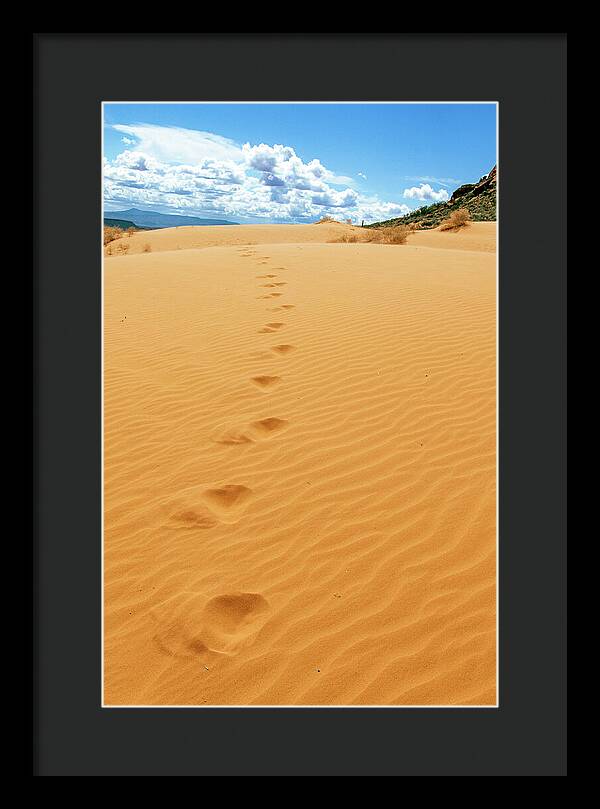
[330,224,410,245]
[439,208,471,231]
[381,225,410,244]
[104,226,123,246]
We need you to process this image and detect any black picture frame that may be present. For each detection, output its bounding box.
[32,33,566,776]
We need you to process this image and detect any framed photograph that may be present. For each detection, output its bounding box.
[33,33,566,776]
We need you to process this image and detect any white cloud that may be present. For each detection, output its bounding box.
[405,176,458,188]
[403,183,450,202]
[357,172,367,180]
[114,150,161,171]
[113,124,242,164]
[243,142,293,172]
[242,142,353,189]
[121,136,136,145]
[359,200,411,220]
[105,124,411,224]
[311,188,358,208]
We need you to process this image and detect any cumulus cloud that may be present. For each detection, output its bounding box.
[114,150,160,171]
[261,172,287,187]
[359,200,411,220]
[403,183,449,202]
[242,142,353,189]
[121,136,136,145]
[357,172,367,180]
[105,124,411,224]
[311,188,358,208]
[243,142,294,172]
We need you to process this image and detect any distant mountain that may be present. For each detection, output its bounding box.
[368,166,497,230]
[104,208,238,229]
[104,218,152,231]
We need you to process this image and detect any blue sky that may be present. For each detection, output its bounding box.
[103,103,496,224]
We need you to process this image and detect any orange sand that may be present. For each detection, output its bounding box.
[104,222,496,706]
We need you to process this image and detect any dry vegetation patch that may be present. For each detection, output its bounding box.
[104,233,131,256]
[331,224,411,245]
[439,208,471,231]
[104,226,124,246]
[382,225,410,244]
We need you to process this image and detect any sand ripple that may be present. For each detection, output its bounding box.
[104,225,496,705]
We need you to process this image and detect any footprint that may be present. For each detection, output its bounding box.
[153,592,270,659]
[258,322,285,332]
[250,417,289,436]
[204,483,252,512]
[272,282,287,287]
[259,292,283,299]
[214,416,289,446]
[214,430,254,446]
[202,592,271,653]
[202,484,253,522]
[171,508,218,530]
[153,617,214,661]
[204,592,269,634]
[261,283,279,288]
[251,375,281,387]
[271,344,296,355]
[257,274,277,279]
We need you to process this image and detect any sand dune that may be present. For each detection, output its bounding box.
[408,224,496,253]
[105,221,354,256]
[105,221,496,257]
[104,223,496,705]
